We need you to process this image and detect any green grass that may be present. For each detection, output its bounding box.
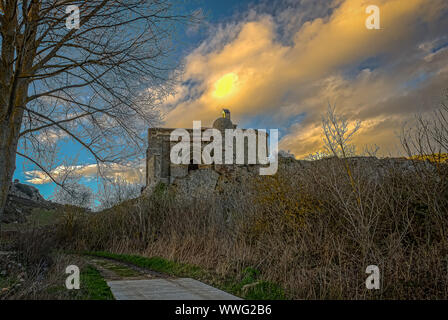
[85,251,286,300]
[227,267,286,300]
[94,260,142,278]
[79,265,114,300]
[45,265,114,300]
[0,273,17,294]
[2,264,114,300]
[28,209,60,225]
[86,251,205,278]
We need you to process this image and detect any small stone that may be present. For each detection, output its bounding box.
[242,281,261,293]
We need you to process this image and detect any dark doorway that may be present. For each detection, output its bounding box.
[188,158,199,171]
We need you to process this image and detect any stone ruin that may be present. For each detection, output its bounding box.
[143,109,268,196]
[143,109,431,199]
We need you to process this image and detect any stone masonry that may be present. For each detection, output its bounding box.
[144,110,268,194]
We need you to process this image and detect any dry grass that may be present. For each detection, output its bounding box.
[16,101,448,299]
[51,155,448,299]
[1,227,87,300]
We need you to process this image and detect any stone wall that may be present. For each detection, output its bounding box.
[145,126,269,194]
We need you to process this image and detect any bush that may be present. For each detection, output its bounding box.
[49,154,448,299]
[49,102,448,299]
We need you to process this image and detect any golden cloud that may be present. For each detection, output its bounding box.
[163,0,448,158]
[25,162,145,185]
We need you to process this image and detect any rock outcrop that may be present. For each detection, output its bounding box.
[9,179,45,202]
[1,180,59,224]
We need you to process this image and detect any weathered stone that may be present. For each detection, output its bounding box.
[172,169,220,199]
[143,110,268,196]
[9,179,44,202]
[170,164,189,183]
[1,181,63,224]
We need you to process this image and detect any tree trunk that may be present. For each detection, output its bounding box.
[0,97,25,228]
[0,119,21,228]
[0,1,36,229]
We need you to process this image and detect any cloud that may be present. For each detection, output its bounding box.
[35,129,68,144]
[161,0,448,158]
[25,162,145,185]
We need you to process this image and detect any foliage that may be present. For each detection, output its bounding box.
[233,267,285,300]
[48,149,448,300]
[409,153,448,163]
[11,97,448,300]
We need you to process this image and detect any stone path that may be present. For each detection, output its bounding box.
[86,256,241,300]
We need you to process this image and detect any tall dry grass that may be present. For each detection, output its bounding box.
[52,154,448,299]
[1,226,86,300]
[51,100,448,299]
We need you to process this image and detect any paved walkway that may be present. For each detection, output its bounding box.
[108,278,241,300]
[87,256,241,300]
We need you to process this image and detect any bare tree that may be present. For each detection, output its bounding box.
[47,159,93,208]
[305,151,330,161]
[0,1,195,222]
[97,175,143,210]
[322,104,361,159]
[321,104,361,199]
[52,181,93,208]
[401,90,448,162]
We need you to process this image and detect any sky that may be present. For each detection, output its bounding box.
[14,0,448,199]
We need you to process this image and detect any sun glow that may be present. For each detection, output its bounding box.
[213,72,238,98]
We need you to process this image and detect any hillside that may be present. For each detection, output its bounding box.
[1,180,62,226]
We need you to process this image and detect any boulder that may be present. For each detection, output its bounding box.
[9,179,44,202]
[1,180,59,224]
